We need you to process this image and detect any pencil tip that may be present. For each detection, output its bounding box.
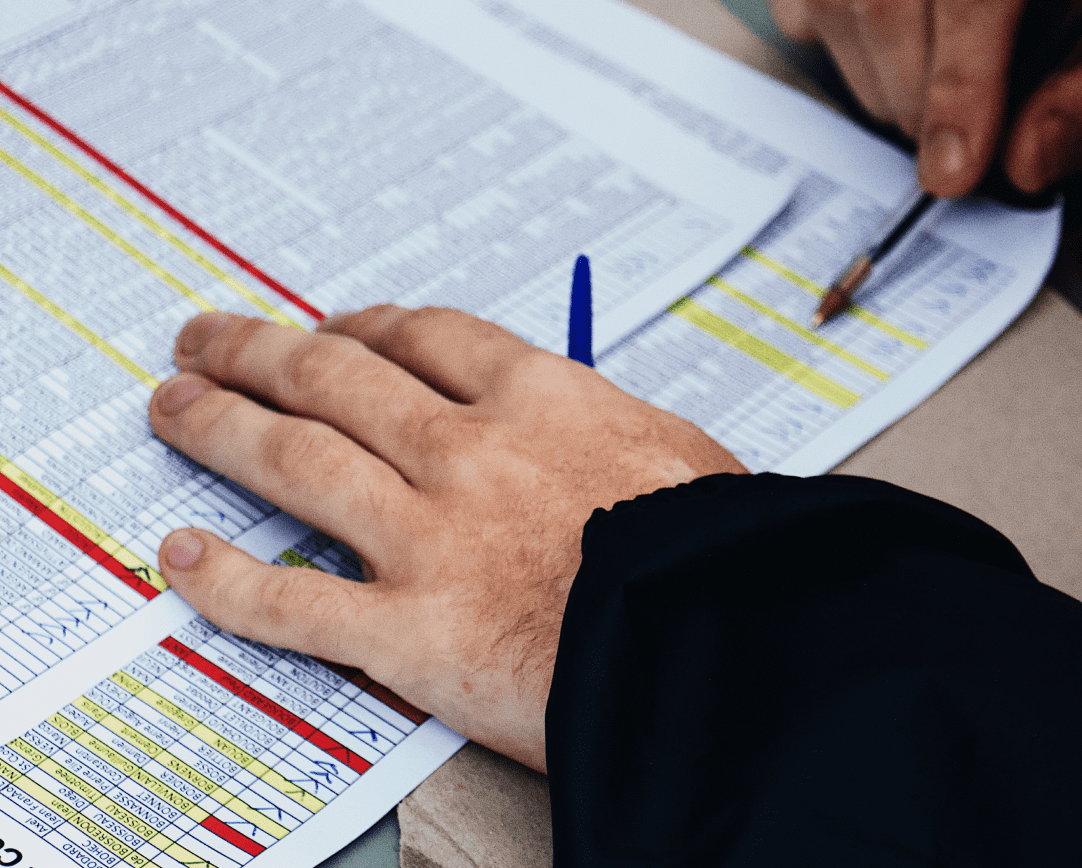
[810,313,823,329]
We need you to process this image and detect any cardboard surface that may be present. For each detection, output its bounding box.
[397,2,1082,865]
[398,742,552,868]
[837,286,1082,600]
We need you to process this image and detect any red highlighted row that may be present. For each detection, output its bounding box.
[159,636,373,775]
[0,474,159,600]
[200,814,266,858]
[0,79,324,322]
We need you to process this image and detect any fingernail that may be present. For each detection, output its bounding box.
[155,376,207,416]
[920,128,967,189]
[316,311,351,331]
[163,530,204,570]
[177,311,230,357]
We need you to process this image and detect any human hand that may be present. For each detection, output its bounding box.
[149,307,746,772]
[767,0,1082,196]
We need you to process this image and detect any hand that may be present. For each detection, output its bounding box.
[149,307,746,772]
[767,0,1082,196]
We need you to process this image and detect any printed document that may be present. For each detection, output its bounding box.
[476,0,1061,474]
[0,0,1063,866]
[0,1,792,866]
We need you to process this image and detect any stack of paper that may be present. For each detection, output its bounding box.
[0,0,1060,866]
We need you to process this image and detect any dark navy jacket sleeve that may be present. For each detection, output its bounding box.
[545,473,1082,867]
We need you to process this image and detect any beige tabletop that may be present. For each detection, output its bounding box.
[396,3,1082,865]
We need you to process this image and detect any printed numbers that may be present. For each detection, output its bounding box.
[965,259,996,283]
[873,339,903,357]
[605,251,659,281]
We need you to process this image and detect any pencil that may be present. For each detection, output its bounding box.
[812,188,935,328]
[568,254,594,367]
[812,4,1082,330]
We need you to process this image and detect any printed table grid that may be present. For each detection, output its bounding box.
[599,197,1014,473]
[0,616,426,868]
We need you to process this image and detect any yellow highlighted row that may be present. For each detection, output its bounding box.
[0,453,167,593]
[15,763,206,868]
[0,146,218,316]
[0,261,168,593]
[0,261,158,389]
[7,772,155,867]
[78,725,289,840]
[739,246,929,350]
[4,691,307,855]
[105,671,325,814]
[0,108,304,328]
[0,759,18,783]
[669,299,860,409]
[279,548,321,570]
[708,277,889,381]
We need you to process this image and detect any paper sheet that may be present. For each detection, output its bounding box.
[472,0,1062,475]
[0,1,793,866]
[0,0,1063,866]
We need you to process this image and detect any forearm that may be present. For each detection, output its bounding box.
[546,472,1082,866]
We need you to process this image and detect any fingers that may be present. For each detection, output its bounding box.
[768,0,818,41]
[173,311,454,474]
[803,1,894,122]
[918,0,1025,196]
[149,372,414,566]
[159,529,385,666]
[770,2,929,132]
[853,0,928,136]
[317,305,537,404]
[1005,62,1082,192]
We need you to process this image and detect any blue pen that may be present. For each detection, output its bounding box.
[568,254,593,367]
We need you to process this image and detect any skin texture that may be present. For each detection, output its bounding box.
[150,307,747,773]
[767,0,1082,196]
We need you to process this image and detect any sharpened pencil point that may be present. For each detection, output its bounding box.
[810,313,824,329]
[813,255,872,328]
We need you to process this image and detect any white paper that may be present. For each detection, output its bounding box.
[477,0,1061,475]
[0,0,1062,866]
[363,0,796,353]
[0,0,793,865]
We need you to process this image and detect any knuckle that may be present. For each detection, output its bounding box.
[853,0,893,26]
[206,316,267,374]
[284,335,351,395]
[154,386,242,443]
[250,566,302,625]
[805,0,882,18]
[926,58,1000,107]
[927,62,967,98]
[504,347,567,388]
[343,304,400,338]
[934,0,1021,52]
[410,305,457,325]
[363,303,399,321]
[384,306,455,354]
[260,416,347,487]
[405,403,461,455]
[197,391,248,438]
[939,0,995,28]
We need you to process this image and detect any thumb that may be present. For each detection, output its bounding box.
[1005,64,1082,193]
[917,0,1024,197]
[159,528,377,665]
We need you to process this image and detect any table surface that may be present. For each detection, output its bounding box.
[331,2,1082,865]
